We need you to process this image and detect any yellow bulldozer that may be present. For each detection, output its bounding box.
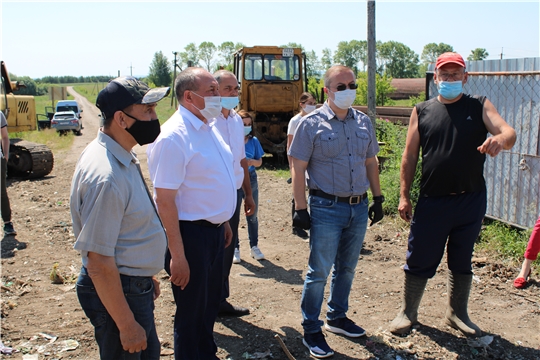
[233,46,306,162]
[0,60,54,178]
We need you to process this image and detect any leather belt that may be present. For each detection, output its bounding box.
[187,220,224,228]
[309,189,367,205]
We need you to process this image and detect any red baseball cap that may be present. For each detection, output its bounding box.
[436,52,466,69]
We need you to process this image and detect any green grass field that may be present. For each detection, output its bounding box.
[11,87,78,151]
[72,83,107,107]
[72,83,177,123]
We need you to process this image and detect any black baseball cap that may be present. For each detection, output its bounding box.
[96,76,170,119]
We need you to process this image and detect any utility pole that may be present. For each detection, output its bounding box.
[129,63,133,76]
[171,51,178,108]
[367,0,376,128]
[500,47,504,60]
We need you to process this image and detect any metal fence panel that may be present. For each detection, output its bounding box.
[427,58,540,229]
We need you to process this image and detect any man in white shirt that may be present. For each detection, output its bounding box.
[147,67,236,359]
[213,70,255,317]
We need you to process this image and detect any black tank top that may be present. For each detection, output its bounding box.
[416,94,487,197]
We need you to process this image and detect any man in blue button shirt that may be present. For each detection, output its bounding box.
[289,65,384,358]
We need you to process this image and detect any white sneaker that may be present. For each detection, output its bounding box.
[250,246,265,260]
[233,248,241,264]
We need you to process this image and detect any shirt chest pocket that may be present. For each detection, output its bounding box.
[319,132,341,158]
[355,130,369,156]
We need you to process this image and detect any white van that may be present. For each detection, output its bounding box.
[56,100,82,119]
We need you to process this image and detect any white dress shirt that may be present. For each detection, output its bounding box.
[147,106,236,224]
[212,109,246,190]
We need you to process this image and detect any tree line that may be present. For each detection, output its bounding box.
[145,41,488,106]
[10,74,115,96]
[146,41,490,89]
[11,40,488,100]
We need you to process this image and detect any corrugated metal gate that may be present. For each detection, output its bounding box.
[427,58,540,229]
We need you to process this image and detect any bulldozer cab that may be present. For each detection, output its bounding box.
[233,46,306,160]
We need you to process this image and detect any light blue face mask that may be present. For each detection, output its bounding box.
[221,96,239,110]
[244,126,252,136]
[438,81,463,100]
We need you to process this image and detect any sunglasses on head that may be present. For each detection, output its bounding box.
[335,83,358,91]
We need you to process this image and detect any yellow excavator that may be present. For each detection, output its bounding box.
[233,46,307,162]
[0,61,54,178]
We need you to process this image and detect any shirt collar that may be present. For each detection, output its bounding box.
[319,101,353,121]
[214,108,237,123]
[179,105,207,131]
[96,131,137,167]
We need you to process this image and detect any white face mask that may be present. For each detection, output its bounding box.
[303,104,316,114]
[330,89,356,109]
[191,91,222,120]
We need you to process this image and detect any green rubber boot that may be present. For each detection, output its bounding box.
[445,272,482,337]
[389,272,428,335]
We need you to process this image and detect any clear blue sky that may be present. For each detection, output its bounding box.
[1,1,538,78]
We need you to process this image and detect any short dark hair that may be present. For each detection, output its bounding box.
[213,69,235,84]
[299,92,315,104]
[237,109,253,122]
[324,65,354,87]
[175,68,200,104]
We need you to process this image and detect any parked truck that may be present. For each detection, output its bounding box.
[0,61,54,178]
[233,46,307,162]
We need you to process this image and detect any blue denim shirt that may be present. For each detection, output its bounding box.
[288,102,379,197]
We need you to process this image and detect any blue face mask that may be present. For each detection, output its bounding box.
[438,81,463,100]
[221,96,239,110]
[244,126,252,136]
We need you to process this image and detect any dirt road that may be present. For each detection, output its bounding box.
[1,89,538,359]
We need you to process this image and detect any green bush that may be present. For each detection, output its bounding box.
[375,118,421,214]
[356,72,396,106]
[409,91,426,106]
[307,77,324,103]
[477,219,535,269]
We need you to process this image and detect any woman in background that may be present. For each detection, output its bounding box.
[234,110,265,262]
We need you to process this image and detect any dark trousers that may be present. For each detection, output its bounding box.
[1,157,11,222]
[166,221,224,360]
[76,268,160,360]
[221,189,242,302]
[404,191,487,278]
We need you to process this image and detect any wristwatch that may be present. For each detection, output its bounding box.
[373,195,385,203]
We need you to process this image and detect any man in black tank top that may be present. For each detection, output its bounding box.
[389,52,516,337]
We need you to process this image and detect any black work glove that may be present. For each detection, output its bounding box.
[292,209,311,230]
[368,201,384,226]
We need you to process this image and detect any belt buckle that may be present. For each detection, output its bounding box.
[349,195,360,205]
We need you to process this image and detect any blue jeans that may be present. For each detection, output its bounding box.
[301,195,369,334]
[76,268,160,360]
[239,171,259,248]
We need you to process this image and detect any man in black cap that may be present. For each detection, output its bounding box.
[70,76,170,359]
